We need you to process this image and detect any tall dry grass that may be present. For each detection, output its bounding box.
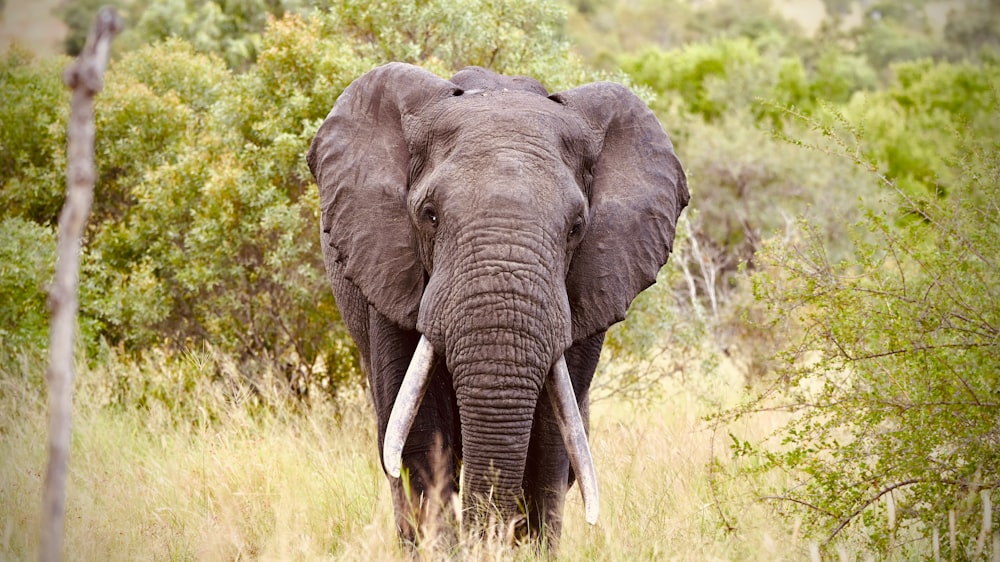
[1,347,815,561]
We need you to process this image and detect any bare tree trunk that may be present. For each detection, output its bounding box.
[40,8,121,562]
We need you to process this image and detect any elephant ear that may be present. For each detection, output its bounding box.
[552,82,689,343]
[307,63,460,329]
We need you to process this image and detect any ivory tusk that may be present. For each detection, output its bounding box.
[547,355,600,525]
[382,335,436,478]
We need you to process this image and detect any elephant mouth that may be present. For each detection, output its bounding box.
[381,335,600,525]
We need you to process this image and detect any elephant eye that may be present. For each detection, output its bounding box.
[423,205,439,228]
[569,217,583,239]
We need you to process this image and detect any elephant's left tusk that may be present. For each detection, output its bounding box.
[548,355,600,525]
[383,335,436,478]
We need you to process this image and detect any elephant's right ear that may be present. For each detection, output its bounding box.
[307,63,460,329]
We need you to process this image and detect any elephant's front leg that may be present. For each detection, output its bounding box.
[368,311,461,545]
[522,331,605,548]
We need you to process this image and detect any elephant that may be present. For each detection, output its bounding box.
[306,62,688,547]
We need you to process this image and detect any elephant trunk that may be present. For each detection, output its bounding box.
[447,305,554,520]
[404,218,597,525]
[442,226,568,522]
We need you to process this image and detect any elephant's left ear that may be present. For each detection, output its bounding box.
[551,82,689,343]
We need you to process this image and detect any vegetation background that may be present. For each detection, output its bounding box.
[1,0,997,559]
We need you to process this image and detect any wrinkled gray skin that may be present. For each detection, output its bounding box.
[307,63,688,546]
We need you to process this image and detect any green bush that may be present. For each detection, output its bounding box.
[623,37,771,121]
[622,37,880,125]
[0,49,69,226]
[74,36,353,389]
[3,0,597,400]
[725,104,999,558]
[0,218,56,354]
[845,58,1000,210]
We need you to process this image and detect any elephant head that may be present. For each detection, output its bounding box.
[307,62,687,532]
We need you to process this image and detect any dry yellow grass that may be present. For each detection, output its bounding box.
[1,349,815,561]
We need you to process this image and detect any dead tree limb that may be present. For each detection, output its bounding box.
[41,8,121,562]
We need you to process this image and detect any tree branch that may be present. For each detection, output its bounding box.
[823,478,1000,547]
[41,8,121,562]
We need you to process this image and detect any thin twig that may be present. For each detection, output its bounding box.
[759,495,839,518]
[707,420,736,533]
[823,479,1000,546]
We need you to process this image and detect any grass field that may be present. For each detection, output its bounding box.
[0,346,834,561]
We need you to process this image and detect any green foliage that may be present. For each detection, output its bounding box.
[120,0,279,70]
[0,218,56,354]
[62,0,585,75]
[61,0,308,69]
[812,0,1000,71]
[845,58,1000,210]
[622,37,878,124]
[0,49,69,225]
[808,47,879,104]
[5,0,595,400]
[593,4,1000,553]
[726,107,999,557]
[74,37,354,391]
[311,0,600,90]
[624,37,769,120]
[683,0,803,42]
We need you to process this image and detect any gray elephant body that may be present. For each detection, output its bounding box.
[307,63,688,546]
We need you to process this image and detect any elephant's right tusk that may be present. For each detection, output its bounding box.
[382,335,436,478]
[548,355,600,525]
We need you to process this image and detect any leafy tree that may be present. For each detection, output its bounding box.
[811,0,945,73]
[60,0,302,68]
[0,218,56,355]
[724,92,999,559]
[845,58,1000,211]
[5,0,595,397]
[119,0,288,70]
[320,0,585,86]
[621,36,878,126]
[565,0,693,68]
[808,46,879,104]
[72,29,364,384]
[685,0,803,42]
[0,49,69,225]
[623,37,771,121]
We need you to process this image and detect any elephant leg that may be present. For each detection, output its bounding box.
[522,331,605,548]
[368,309,461,545]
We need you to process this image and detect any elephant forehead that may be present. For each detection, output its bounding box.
[420,147,579,203]
[431,92,588,146]
[410,93,592,207]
